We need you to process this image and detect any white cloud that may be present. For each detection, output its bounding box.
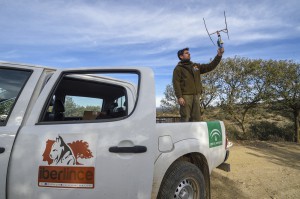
[1,0,299,62]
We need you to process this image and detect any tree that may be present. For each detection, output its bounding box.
[160,84,179,114]
[64,96,101,117]
[218,57,268,135]
[201,62,224,114]
[265,60,300,143]
[64,96,78,117]
[0,98,15,117]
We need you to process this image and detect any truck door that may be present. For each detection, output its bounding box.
[0,64,47,199]
[7,68,156,199]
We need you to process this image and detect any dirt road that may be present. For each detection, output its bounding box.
[211,141,300,199]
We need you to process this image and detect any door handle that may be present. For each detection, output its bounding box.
[0,147,5,154]
[109,145,147,153]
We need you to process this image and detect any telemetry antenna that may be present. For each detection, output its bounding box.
[203,11,229,48]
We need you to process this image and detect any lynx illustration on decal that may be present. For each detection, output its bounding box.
[42,136,93,166]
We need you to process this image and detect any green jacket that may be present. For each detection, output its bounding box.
[172,55,222,98]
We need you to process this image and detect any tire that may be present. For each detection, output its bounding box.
[157,161,206,199]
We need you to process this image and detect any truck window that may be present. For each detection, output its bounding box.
[40,71,138,122]
[0,68,32,125]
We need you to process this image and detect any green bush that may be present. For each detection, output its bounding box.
[249,121,294,141]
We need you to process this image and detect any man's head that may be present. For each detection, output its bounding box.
[177,47,190,61]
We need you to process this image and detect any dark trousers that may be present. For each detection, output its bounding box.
[180,94,201,122]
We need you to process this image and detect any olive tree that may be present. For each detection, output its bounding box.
[218,57,268,135]
[265,60,300,143]
[160,84,179,114]
[200,63,223,115]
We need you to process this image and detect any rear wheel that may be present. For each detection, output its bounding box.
[157,161,205,199]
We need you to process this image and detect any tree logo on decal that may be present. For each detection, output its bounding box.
[42,136,93,166]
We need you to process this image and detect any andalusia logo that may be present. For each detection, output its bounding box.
[207,121,223,148]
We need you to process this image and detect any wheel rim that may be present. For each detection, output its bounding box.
[173,178,200,199]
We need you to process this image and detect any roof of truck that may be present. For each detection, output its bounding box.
[0,61,56,70]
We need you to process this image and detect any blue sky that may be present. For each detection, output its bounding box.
[1,0,300,106]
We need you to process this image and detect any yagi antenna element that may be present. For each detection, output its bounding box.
[203,11,230,48]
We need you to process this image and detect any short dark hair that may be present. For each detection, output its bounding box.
[177,47,189,60]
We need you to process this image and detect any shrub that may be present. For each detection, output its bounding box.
[249,121,294,141]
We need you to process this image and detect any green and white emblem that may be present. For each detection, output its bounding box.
[207,121,223,148]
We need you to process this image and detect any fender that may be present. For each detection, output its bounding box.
[151,139,211,199]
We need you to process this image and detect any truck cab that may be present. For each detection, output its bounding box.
[0,63,156,199]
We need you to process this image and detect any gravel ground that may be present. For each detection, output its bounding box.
[211,141,300,199]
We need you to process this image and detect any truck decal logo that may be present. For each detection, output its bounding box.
[42,136,93,166]
[207,121,223,148]
[39,135,95,189]
[38,166,95,188]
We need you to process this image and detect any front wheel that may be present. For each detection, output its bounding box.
[157,161,206,199]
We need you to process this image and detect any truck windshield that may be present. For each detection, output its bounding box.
[0,68,32,125]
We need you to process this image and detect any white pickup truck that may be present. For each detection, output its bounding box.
[0,62,230,199]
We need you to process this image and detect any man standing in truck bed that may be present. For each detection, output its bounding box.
[173,47,224,122]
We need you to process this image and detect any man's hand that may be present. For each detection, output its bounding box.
[178,97,185,106]
[217,47,224,56]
